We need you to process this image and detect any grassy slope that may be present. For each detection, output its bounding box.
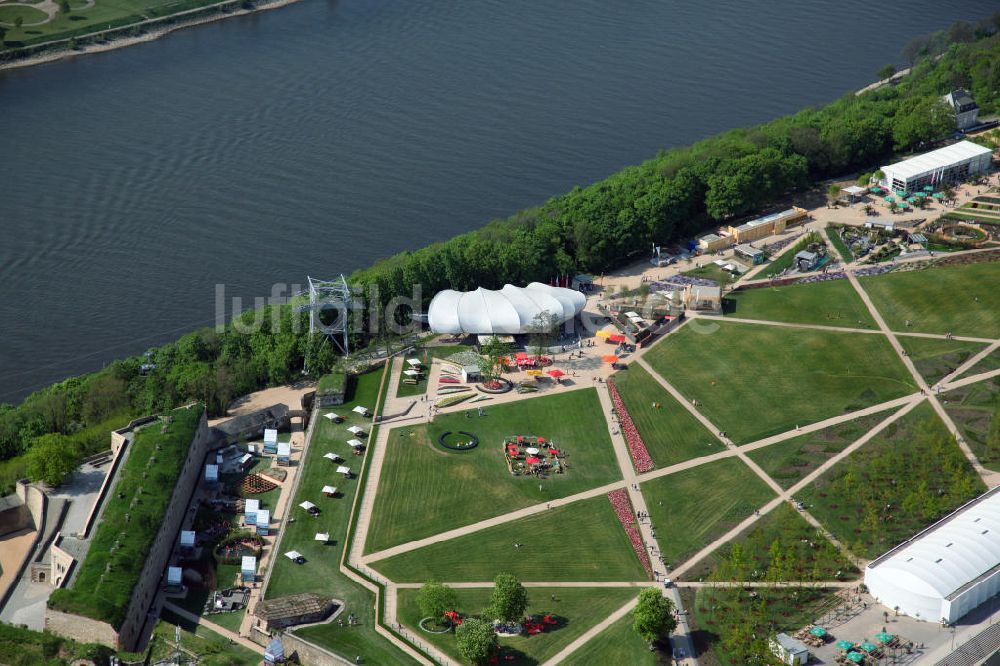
[641,458,775,568]
[370,495,647,583]
[397,586,638,666]
[896,335,986,386]
[611,365,719,467]
[745,410,895,489]
[942,377,1000,471]
[264,367,418,666]
[723,279,876,329]
[859,262,1000,337]
[644,321,915,443]
[366,389,621,553]
[798,402,985,559]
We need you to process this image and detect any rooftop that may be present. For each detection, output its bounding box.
[255,592,332,621]
[881,141,992,181]
[866,486,1000,600]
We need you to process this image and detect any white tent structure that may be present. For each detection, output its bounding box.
[315,532,330,543]
[428,282,587,335]
[352,405,370,417]
[324,452,343,463]
[347,425,366,436]
[347,438,364,449]
[865,486,1000,624]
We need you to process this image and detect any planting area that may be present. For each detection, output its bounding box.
[396,586,638,666]
[859,262,1000,337]
[745,410,895,489]
[641,458,774,567]
[897,335,986,385]
[644,321,914,443]
[365,389,620,553]
[798,403,985,559]
[370,496,647,583]
[943,378,1000,472]
[724,279,876,329]
[611,365,720,466]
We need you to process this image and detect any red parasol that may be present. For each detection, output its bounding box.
[608,334,626,343]
[546,369,565,378]
[525,456,541,464]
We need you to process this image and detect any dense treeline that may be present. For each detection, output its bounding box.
[0,19,998,491]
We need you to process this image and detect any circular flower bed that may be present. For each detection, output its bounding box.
[419,617,453,634]
[477,378,513,394]
[438,431,480,451]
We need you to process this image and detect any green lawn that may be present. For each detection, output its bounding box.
[684,503,859,583]
[611,365,719,467]
[897,335,986,386]
[798,402,985,559]
[683,263,734,285]
[366,389,621,553]
[0,5,47,24]
[397,586,638,666]
[723,279,876,329]
[942,377,1000,471]
[745,410,895,489]
[641,458,775,569]
[370,495,647,583]
[645,321,915,443]
[144,610,261,666]
[264,367,419,665]
[563,608,658,666]
[858,262,1000,337]
[957,346,1000,379]
[396,345,467,398]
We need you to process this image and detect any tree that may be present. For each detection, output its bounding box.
[826,184,842,205]
[25,433,81,487]
[892,98,957,151]
[57,0,70,13]
[455,618,498,665]
[873,169,885,182]
[13,16,23,29]
[632,588,677,645]
[486,573,528,623]
[417,581,457,623]
[477,336,513,384]
[877,64,896,80]
[857,172,872,187]
[526,311,558,360]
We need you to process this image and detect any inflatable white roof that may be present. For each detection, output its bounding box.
[428,282,586,335]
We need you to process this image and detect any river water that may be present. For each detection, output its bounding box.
[0,0,995,402]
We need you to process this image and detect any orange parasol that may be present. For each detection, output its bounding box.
[602,355,619,363]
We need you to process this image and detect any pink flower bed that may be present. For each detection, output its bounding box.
[607,379,654,473]
[607,489,652,576]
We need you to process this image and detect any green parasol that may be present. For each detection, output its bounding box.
[876,632,894,643]
[846,653,864,664]
[810,626,828,638]
[836,640,854,650]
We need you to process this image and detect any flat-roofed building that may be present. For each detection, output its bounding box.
[727,208,808,244]
[865,486,1000,624]
[879,141,992,194]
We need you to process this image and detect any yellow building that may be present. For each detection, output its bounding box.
[727,207,808,244]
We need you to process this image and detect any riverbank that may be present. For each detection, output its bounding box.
[0,0,301,72]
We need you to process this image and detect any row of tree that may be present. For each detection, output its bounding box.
[418,576,675,664]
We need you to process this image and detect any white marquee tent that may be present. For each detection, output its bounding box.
[428,282,586,335]
[865,486,1000,624]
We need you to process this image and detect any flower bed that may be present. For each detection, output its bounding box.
[607,489,651,576]
[607,379,654,473]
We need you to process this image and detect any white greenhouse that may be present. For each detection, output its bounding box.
[865,486,1000,624]
[428,283,586,335]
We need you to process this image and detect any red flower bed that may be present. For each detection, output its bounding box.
[607,489,652,576]
[607,379,654,473]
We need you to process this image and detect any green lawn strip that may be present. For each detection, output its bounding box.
[942,378,1000,472]
[265,367,418,665]
[858,262,1000,338]
[396,345,468,398]
[682,503,860,583]
[825,226,853,262]
[644,321,915,444]
[371,495,647,583]
[365,389,622,553]
[683,263,735,285]
[641,458,775,569]
[48,406,203,627]
[686,585,842,666]
[896,335,986,386]
[955,346,1000,379]
[563,606,657,666]
[759,231,822,278]
[397,586,638,666]
[798,402,985,559]
[745,410,896,490]
[723,279,876,329]
[611,365,719,466]
[148,609,261,665]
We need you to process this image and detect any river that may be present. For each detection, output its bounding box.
[0,0,995,402]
